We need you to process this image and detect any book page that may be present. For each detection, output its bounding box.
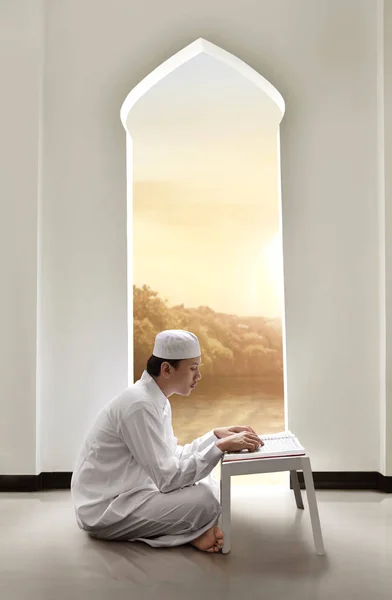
[223,431,305,461]
[260,430,295,440]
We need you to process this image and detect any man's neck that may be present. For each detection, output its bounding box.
[152,375,173,398]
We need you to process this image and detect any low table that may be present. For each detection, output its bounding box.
[220,454,325,555]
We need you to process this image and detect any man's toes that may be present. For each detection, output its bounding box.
[214,527,224,540]
[216,538,223,547]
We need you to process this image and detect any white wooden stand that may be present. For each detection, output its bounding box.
[220,454,325,555]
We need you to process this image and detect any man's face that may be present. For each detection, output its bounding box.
[168,357,202,396]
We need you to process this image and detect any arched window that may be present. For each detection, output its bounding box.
[121,39,286,442]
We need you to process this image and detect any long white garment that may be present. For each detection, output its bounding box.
[71,371,223,540]
[88,477,222,547]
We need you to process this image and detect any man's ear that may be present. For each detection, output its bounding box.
[160,361,172,379]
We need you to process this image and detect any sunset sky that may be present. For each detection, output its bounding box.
[127,53,283,318]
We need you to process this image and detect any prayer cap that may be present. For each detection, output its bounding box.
[153,330,201,360]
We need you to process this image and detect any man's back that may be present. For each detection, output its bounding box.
[71,374,173,531]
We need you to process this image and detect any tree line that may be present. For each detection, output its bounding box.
[133,284,284,381]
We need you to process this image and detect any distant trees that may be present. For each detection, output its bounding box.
[133,284,284,381]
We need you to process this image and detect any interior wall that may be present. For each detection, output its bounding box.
[38,1,129,471]
[384,0,392,475]
[279,3,380,471]
[42,0,380,472]
[0,0,385,474]
[0,0,43,474]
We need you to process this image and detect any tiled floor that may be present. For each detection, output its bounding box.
[1,482,391,600]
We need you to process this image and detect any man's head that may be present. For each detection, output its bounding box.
[146,330,202,397]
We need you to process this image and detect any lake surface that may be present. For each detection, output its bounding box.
[169,376,284,444]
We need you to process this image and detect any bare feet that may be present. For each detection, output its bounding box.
[190,526,224,553]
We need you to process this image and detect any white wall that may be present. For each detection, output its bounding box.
[1,0,388,474]
[279,2,380,471]
[38,1,129,471]
[384,0,392,475]
[0,0,43,474]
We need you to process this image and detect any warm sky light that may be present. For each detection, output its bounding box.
[129,53,283,318]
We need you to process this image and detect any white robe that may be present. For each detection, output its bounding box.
[71,371,223,546]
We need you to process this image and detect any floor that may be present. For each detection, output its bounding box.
[1,478,391,600]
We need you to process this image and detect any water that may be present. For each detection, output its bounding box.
[169,376,284,444]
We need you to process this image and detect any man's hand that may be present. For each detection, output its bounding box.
[216,431,262,453]
[214,425,263,445]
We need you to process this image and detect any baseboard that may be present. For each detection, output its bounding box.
[0,472,72,492]
[293,471,392,493]
[1,471,391,493]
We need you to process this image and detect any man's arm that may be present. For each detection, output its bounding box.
[174,430,219,459]
[118,403,223,493]
[174,425,262,458]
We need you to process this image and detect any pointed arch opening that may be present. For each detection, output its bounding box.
[121,39,287,453]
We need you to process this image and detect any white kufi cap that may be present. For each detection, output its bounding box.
[153,330,201,360]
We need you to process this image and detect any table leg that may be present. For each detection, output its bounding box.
[290,470,304,509]
[220,465,231,554]
[301,457,325,555]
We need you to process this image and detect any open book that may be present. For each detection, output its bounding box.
[222,431,305,462]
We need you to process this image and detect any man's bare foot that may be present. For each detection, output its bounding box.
[214,526,224,549]
[190,526,224,553]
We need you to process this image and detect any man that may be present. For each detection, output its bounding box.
[71,330,262,553]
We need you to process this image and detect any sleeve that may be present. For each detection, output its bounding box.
[118,403,223,493]
[174,430,219,459]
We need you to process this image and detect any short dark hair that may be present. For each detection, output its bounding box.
[146,355,181,377]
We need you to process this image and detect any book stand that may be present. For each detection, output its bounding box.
[220,454,325,555]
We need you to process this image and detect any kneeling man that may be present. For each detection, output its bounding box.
[71,330,261,552]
